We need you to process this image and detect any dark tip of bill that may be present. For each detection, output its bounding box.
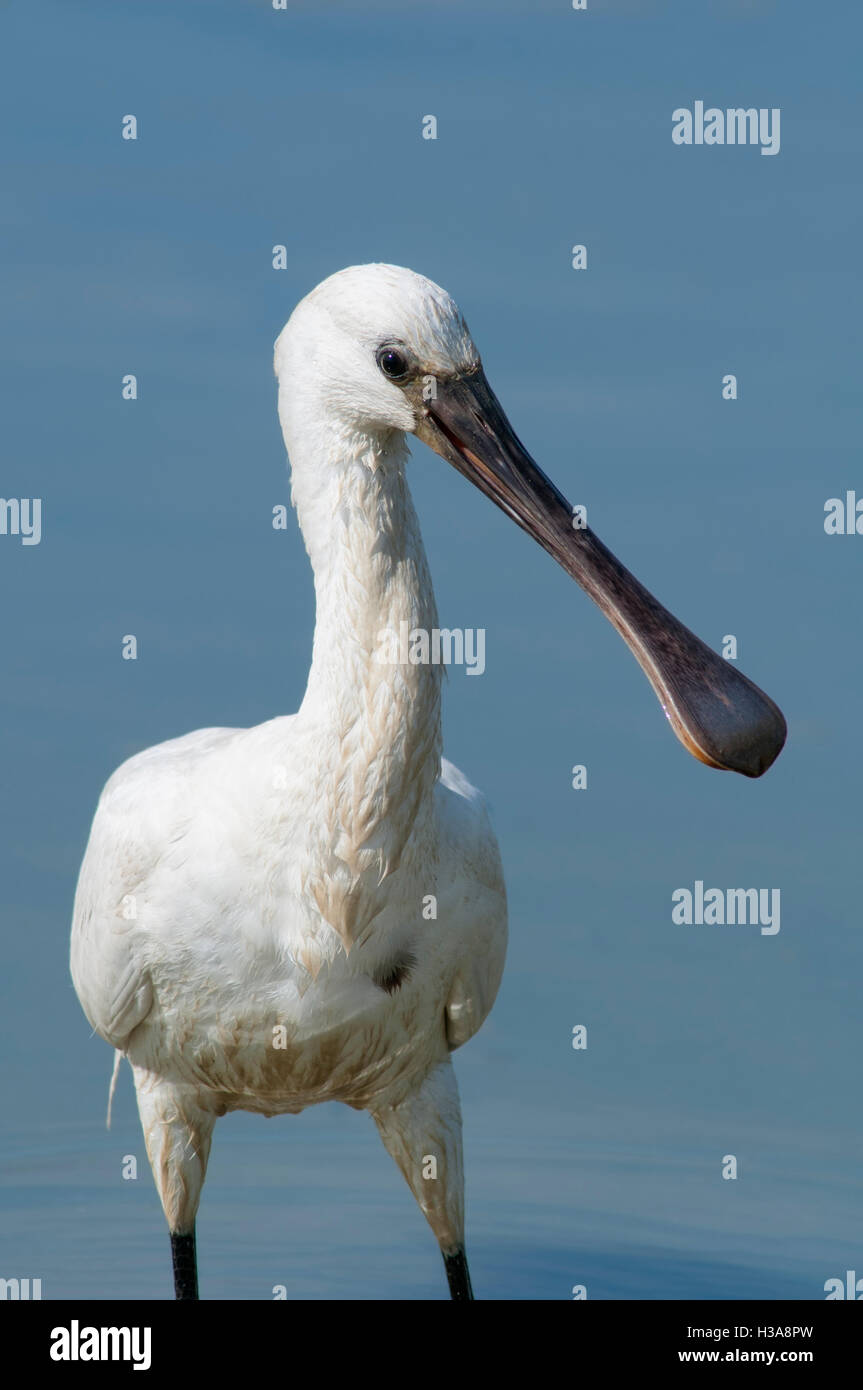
[678,677,787,778]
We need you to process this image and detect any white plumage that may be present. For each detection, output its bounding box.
[72,266,507,1299]
[71,262,785,1300]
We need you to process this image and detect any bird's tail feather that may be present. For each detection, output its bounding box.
[106,1049,123,1130]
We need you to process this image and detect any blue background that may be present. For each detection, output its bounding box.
[1,0,860,1299]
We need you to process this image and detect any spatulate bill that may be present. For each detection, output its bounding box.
[417,366,786,777]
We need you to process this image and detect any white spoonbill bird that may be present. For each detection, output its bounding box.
[71,264,786,1300]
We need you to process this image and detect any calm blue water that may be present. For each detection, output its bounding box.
[1,0,861,1299]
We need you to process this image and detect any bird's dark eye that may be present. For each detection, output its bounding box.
[376,346,411,382]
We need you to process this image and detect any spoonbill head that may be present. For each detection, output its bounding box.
[279,262,786,778]
[71,264,785,1305]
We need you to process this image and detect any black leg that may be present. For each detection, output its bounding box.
[443,1245,474,1301]
[171,1229,199,1300]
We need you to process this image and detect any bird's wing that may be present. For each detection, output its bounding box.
[70,727,239,1050]
[436,759,508,1050]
